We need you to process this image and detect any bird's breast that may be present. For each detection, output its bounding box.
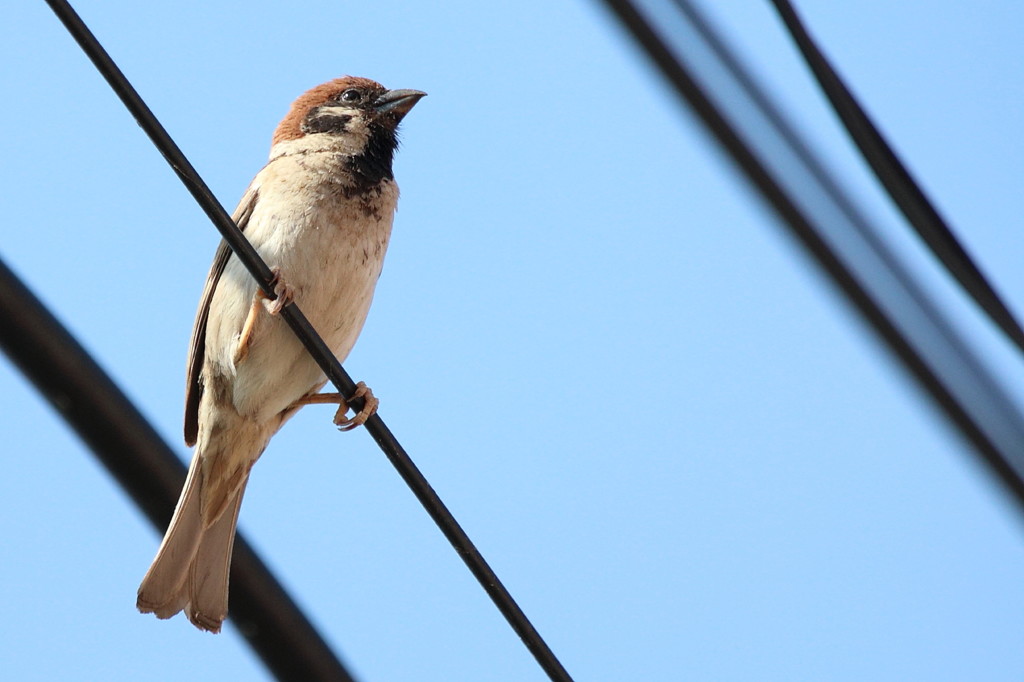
[207,163,400,423]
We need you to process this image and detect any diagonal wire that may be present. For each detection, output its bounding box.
[596,0,1024,507]
[0,256,356,682]
[768,0,1024,356]
[41,1,572,680]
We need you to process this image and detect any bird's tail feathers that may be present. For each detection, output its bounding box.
[136,454,206,619]
[185,481,247,632]
[137,415,266,633]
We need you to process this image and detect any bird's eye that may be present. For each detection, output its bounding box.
[340,89,363,103]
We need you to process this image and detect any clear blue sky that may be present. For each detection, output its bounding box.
[3,1,1024,680]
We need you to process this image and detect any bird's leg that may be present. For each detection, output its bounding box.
[233,297,261,364]
[290,382,380,431]
[234,267,295,363]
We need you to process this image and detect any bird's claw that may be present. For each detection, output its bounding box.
[260,267,295,315]
[333,382,379,431]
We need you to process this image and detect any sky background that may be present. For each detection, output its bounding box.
[3,1,1024,680]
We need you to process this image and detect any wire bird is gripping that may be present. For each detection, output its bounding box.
[43,1,573,680]
[769,0,1024,356]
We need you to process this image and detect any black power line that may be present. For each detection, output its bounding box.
[597,0,1024,506]
[0,257,356,682]
[40,1,573,680]
[769,0,1024,356]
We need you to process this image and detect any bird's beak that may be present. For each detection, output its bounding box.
[374,89,427,119]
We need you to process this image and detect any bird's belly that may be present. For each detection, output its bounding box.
[230,264,378,422]
[205,187,396,423]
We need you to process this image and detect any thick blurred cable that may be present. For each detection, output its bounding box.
[769,0,1024,356]
[597,0,1024,506]
[0,257,356,682]
[40,1,572,680]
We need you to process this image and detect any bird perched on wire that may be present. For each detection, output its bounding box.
[137,76,425,632]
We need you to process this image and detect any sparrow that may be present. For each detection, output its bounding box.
[136,76,425,632]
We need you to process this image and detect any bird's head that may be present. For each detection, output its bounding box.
[270,76,425,172]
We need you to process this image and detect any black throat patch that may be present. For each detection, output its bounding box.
[342,122,399,196]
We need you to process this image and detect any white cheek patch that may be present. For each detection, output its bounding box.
[315,105,356,118]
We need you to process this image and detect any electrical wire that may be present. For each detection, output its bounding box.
[597,0,1024,507]
[0,257,356,682]
[769,0,1024,356]
[40,1,573,680]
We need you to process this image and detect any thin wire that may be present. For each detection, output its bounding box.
[41,1,573,680]
[0,257,357,682]
[596,0,1024,506]
[768,0,1024,356]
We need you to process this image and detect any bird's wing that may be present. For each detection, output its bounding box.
[183,182,260,446]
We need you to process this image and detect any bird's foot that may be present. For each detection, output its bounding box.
[333,382,379,431]
[260,267,295,315]
[291,382,379,432]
